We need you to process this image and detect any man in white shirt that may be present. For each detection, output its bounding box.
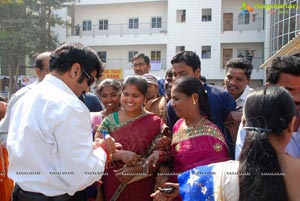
[224,58,253,147]
[235,55,300,159]
[0,52,51,146]
[7,43,116,201]
[224,58,253,108]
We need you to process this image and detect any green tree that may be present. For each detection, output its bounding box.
[0,0,72,96]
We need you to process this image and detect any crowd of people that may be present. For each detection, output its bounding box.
[0,42,300,201]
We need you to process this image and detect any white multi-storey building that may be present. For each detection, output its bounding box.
[56,0,265,86]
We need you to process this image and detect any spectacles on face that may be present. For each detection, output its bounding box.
[131,63,146,68]
[81,67,95,86]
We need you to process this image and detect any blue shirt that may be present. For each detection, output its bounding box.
[157,78,165,96]
[83,92,103,112]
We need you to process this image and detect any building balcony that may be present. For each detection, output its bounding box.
[67,22,168,37]
[102,58,167,70]
[221,17,264,43]
[222,17,264,32]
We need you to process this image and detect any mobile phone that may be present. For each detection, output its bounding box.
[159,186,175,194]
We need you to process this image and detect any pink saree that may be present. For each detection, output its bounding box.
[171,118,230,178]
[99,112,169,201]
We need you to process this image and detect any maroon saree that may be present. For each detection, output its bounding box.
[99,112,169,201]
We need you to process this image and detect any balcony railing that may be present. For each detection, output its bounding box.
[222,57,263,69]
[67,22,168,37]
[102,58,167,70]
[222,18,263,32]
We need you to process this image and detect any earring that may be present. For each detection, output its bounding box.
[192,96,196,105]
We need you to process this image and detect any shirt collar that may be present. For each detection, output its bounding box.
[236,85,253,107]
[43,74,78,98]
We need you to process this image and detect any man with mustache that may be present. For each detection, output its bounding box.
[235,55,300,159]
[223,58,253,145]
[7,43,116,201]
[224,58,253,109]
[131,53,165,96]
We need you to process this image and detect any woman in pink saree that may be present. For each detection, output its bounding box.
[95,75,171,201]
[151,77,229,201]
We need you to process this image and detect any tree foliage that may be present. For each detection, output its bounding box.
[0,0,72,96]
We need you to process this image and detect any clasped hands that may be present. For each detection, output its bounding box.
[113,150,166,184]
[93,134,121,158]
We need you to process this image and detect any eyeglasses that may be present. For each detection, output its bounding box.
[81,67,95,86]
[131,63,146,68]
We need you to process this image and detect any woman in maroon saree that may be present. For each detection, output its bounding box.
[95,75,170,201]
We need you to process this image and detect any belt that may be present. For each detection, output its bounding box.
[13,184,72,201]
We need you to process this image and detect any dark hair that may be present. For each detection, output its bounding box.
[50,43,103,79]
[132,53,150,65]
[35,52,51,70]
[165,67,173,78]
[238,86,295,201]
[122,75,148,96]
[266,55,300,84]
[97,78,122,95]
[225,58,253,79]
[172,77,211,120]
[171,51,201,72]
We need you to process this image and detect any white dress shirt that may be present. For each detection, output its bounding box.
[235,123,300,160]
[7,74,107,196]
[0,80,39,145]
[235,85,253,109]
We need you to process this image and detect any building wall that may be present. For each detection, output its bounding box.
[74,2,168,26]
[55,0,266,85]
[74,0,166,5]
[167,0,223,79]
[93,44,167,78]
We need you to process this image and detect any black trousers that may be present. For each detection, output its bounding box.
[12,184,87,201]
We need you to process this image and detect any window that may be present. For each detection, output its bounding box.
[151,51,161,61]
[129,18,139,29]
[82,20,92,31]
[97,51,107,63]
[237,49,250,58]
[176,10,186,23]
[201,46,211,59]
[99,19,108,30]
[238,13,250,24]
[128,51,138,62]
[237,49,253,63]
[202,9,212,21]
[176,46,185,53]
[152,17,162,28]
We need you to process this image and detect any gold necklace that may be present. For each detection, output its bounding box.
[185,117,205,128]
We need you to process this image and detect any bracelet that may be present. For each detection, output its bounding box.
[99,144,112,166]
[142,160,150,174]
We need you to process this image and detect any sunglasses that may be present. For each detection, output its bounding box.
[81,68,95,86]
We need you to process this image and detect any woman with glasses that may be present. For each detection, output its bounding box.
[94,75,171,201]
